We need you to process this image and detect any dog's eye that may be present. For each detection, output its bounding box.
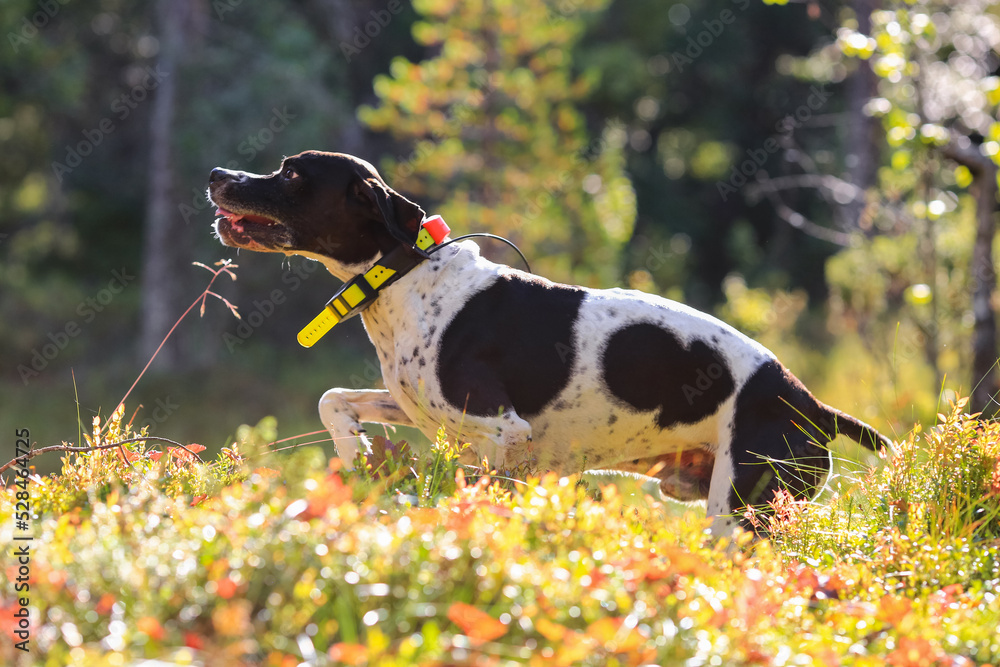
[283,167,300,180]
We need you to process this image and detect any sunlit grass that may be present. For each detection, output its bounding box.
[2,400,999,665]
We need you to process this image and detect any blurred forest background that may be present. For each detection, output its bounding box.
[3,0,1000,470]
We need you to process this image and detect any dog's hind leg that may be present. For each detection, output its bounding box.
[319,389,415,469]
[709,361,837,536]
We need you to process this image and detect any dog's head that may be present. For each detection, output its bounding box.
[208,151,425,272]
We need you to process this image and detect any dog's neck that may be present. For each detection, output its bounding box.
[291,250,377,283]
[360,241,488,338]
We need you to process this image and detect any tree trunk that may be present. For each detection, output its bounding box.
[139,0,186,369]
[945,138,1000,416]
[843,0,880,232]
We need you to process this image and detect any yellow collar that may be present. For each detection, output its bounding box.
[297,216,451,347]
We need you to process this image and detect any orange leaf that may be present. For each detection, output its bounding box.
[586,617,647,652]
[95,593,116,615]
[328,643,367,665]
[878,595,913,626]
[535,617,567,642]
[216,577,238,599]
[661,547,712,577]
[789,563,820,591]
[212,600,253,637]
[136,616,165,641]
[301,474,353,520]
[184,631,204,650]
[551,637,592,664]
[887,637,948,667]
[447,602,508,642]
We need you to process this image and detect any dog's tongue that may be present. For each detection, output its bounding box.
[216,207,245,232]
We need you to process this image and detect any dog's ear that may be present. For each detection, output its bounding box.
[351,176,426,250]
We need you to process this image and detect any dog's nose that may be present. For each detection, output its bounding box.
[210,167,233,184]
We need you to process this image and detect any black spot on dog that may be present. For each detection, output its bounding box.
[727,360,833,519]
[438,274,585,417]
[608,414,618,426]
[601,322,734,428]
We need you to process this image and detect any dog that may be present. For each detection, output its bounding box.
[208,150,890,533]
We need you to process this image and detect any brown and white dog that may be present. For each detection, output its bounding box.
[208,150,890,532]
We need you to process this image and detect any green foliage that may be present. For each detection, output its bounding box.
[4,403,1000,665]
[752,0,1000,419]
[359,0,636,285]
[765,399,1000,595]
[807,0,1000,408]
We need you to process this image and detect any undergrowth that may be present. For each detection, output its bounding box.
[2,401,999,666]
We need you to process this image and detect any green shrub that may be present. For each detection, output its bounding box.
[2,402,999,665]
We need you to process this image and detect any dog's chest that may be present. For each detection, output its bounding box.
[359,245,499,430]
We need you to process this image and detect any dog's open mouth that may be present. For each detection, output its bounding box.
[214,207,289,251]
[215,207,282,233]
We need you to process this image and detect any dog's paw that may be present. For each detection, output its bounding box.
[319,393,369,469]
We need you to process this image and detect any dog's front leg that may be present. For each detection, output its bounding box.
[319,389,415,469]
[456,410,534,472]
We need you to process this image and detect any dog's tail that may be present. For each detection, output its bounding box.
[810,401,892,452]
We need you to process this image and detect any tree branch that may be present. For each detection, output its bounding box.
[0,436,204,478]
[749,173,856,246]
